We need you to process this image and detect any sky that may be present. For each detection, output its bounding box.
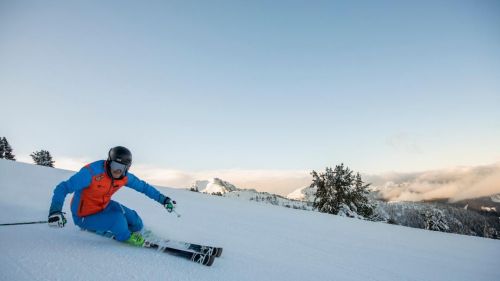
[1,0,499,196]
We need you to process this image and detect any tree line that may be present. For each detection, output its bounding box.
[0,137,55,167]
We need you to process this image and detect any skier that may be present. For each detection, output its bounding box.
[47,146,176,247]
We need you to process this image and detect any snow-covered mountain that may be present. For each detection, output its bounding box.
[192,178,238,194]
[225,190,312,210]
[286,186,316,202]
[1,159,500,281]
[193,178,312,210]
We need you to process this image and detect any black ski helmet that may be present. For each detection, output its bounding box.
[107,146,132,175]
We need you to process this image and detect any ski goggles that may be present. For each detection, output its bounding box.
[110,160,130,174]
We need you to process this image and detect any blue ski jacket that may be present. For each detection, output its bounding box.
[49,160,167,217]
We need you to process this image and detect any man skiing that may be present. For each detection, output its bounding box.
[48,146,176,247]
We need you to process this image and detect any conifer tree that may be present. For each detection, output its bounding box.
[2,137,16,160]
[0,137,5,159]
[311,167,336,214]
[422,209,449,232]
[353,172,375,218]
[312,164,374,219]
[30,150,55,167]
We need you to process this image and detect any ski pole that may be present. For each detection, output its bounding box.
[172,209,181,218]
[0,220,48,226]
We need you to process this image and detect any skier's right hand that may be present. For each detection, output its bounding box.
[48,211,67,228]
[163,197,177,213]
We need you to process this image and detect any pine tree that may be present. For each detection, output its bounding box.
[312,164,354,215]
[422,209,449,232]
[30,150,55,167]
[311,167,336,214]
[0,137,5,159]
[2,137,16,160]
[312,164,374,219]
[353,173,375,218]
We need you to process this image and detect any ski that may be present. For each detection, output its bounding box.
[142,229,223,258]
[143,240,215,266]
[83,229,217,266]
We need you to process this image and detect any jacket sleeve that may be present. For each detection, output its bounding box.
[49,167,92,215]
[126,173,168,204]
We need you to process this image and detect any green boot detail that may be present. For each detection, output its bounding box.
[125,232,145,247]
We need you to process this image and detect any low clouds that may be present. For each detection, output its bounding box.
[32,156,500,201]
[367,163,500,202]
[135,162,500,201]
[132,165,312,196]
[29,156,312,196]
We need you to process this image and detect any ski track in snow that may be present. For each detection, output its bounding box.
[1,159,500,281]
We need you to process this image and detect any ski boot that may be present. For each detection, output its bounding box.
[125,232,145,247]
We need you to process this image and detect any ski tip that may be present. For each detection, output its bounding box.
[215,247,223,258]
[205,255,216,266]
[192,253,216,267]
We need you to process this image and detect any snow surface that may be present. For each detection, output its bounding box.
[1,159,499,281]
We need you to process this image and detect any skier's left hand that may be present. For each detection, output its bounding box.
[163,197,177,213]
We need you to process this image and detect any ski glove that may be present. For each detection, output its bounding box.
[48,211,67,228]
[163,197,177,213]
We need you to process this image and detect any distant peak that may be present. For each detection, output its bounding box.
[192,178,239,194]
[491,194,500,203]
[286,186,316,202]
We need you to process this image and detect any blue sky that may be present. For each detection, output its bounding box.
[1,1,499,194]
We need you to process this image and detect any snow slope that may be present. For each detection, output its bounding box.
[1,159,499,281]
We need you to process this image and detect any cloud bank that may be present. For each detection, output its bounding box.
[31,156,311,196]
[366,163,500,202]
[132,165,312,196]
[24,155,500,201]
